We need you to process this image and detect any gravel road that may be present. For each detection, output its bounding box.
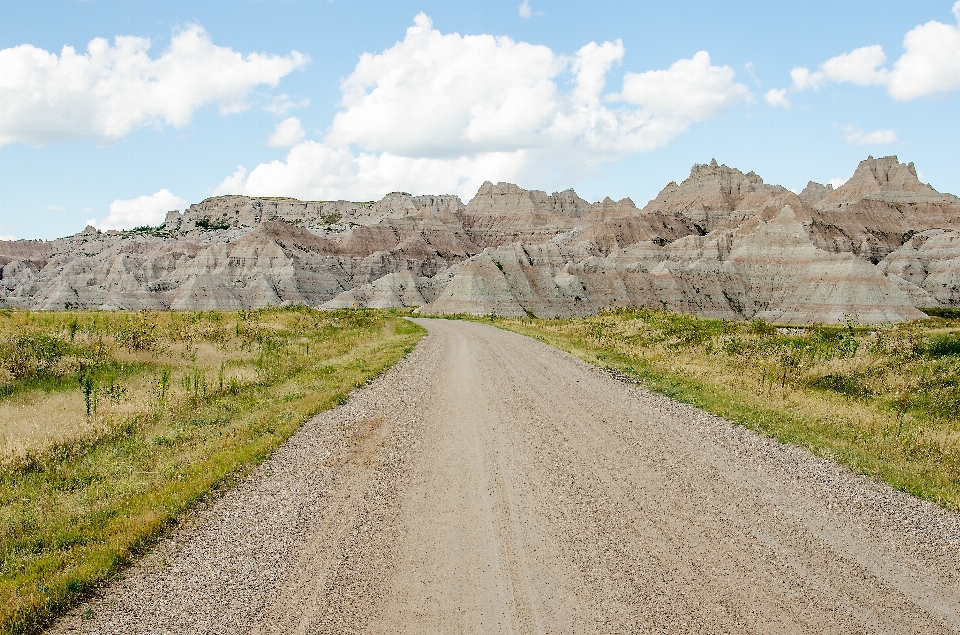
[51,318,960,634]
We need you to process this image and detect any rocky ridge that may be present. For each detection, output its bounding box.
[2,155,958,323]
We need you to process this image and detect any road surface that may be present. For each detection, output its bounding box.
[53,319,960,634]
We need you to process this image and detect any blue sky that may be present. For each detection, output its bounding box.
[2,0,959,240]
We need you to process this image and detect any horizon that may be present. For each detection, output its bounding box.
[2,0,959,240]
[0,155,953,242]
[7,151,937,242]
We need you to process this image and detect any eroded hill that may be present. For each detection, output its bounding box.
[2,155,958,323]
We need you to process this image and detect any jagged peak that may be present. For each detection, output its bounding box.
[687,160,765,186]
[593,196,638,210]
[466,181,590,218]
[472,181,530,196]
[818,155,954,208]
[850,155,919,187]
[799,181,834,205]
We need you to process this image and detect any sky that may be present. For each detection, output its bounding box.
[1,0,959,241]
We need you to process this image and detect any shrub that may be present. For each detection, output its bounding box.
[924,334,960,358]
[195,217,230,230]
[0,332,69,380]
[921,307,960,319]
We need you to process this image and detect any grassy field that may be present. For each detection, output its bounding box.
[472,308,960,511]
[0,307,425,634]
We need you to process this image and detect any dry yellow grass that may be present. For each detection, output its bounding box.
[0,307,425,634]
[0,310,326,459]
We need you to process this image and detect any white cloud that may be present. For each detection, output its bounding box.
[786,7,960,101]
[0,235,17,242]
[764,88,791,108]
[789,66,824,91]
[844,126,897,146]
[820,45,888,87]
[615,51,752,121]
[219,14,751,201]
[326,14,563,158]
[888,11,960,100]
[215,141,531,202]
[573,40,625,106]
[789,46,888,92]
[91,189,188,231]
[518,1,543,18]
[829,177,847,189]
[268,117,305,147]
[0,25,308,146]
[263,93,310,115]
[214,166,248,195]
[43,205,67,212]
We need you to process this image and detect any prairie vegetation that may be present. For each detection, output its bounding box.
[0,307,424,634]
[487,308,960,510]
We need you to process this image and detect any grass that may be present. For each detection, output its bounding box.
[0,307,425,634]
[450,308,960,511]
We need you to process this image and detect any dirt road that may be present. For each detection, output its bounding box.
[53,319,960,634]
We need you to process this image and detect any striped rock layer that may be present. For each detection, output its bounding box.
[2,156,958,324]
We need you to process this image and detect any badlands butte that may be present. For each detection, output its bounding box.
[2,155,959,323]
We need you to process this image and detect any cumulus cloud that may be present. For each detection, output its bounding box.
[572,40,625,105]
[268,117,306,147]
[888,7,960,100]
[789,66,823,91]
[215,141,531,201]
[214,166,249,195]
[788,46,888,91]
[615,51,752,121]
[782,6,960,101]
[829,177,847,189]
[764,88,791,108]
[326,14,563,158]
[822,45,889,86]
[218,14,751,201]
[0,235,17,242]
[0,25,308,146]
[843,126,898,146]
[91,189,188,231]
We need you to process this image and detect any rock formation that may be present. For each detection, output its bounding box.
[2,155,958,324]
[799,181,833,206]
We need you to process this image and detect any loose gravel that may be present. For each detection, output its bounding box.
[50,319,960,634]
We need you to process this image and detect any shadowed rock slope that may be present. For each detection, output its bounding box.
[2,156,958,323]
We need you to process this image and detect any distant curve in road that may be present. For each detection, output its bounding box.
[52,319,960,634]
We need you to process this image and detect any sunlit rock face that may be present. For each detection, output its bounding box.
[2,156,958,324]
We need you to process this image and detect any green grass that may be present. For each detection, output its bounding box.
[446,308,960,511]
[0,307,425,634]
[921,307,960,319]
